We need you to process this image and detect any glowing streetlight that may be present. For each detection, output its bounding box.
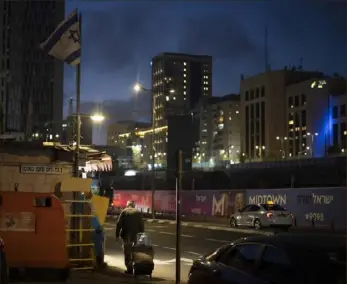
[133,83,142,93]
[307,132,318,157]
[276,136,288,159]
[90,114,105,122]
[255,145,265,159]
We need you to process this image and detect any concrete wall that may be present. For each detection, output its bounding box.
[0,153,73,193]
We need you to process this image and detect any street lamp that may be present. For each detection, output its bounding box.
[90,113,105,122]
[255,145,265,159]
[133,82,156,219]
[276,136,288,159]
[307,132,318,157]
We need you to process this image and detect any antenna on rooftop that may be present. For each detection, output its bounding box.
[264,27,270,72]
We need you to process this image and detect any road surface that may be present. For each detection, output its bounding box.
[104,220,259,283]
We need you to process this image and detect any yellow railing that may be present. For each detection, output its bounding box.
[63,200,95,271]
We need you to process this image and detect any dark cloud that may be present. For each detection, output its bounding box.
[178,13,262,62]
[83,4,163,74]
[80,91,151,123]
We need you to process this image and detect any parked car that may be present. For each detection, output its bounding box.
[0,237,8,284]
[188,233,346,284]
[229,203,293,230]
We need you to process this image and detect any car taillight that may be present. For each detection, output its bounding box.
[266,212,273,218]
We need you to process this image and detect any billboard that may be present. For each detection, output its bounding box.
[246,187,346,228]
[154,191,176,212]
[181,191,214,216]
[113,190,152,213]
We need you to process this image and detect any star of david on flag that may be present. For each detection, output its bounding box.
[40,9,81,66]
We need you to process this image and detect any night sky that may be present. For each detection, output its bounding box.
[63,0,346,145]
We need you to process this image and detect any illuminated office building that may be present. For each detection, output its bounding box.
[151,53,212,167]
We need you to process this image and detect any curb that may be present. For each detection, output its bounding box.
[145,218,272,235]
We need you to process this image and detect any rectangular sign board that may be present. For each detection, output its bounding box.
[20,165,65,175]
[0,212,35,232]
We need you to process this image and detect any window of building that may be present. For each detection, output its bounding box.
[340,104,346,117]
[301,94,306,105]
[261,86,265,97]
[341,122,346,148]
[255,88,259,98]
[261,102,265,146]
[256,103,260,118]
[294,96,299,107]
[332,106,338,119]
[245,91,249,101]
[333,123,338,146]
[294,112,300,127]
[288,97,293,108]
[250,90,254,100]
[301,110,306,127]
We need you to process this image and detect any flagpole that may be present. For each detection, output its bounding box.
[72,11,82,258]
[75,12,82,179]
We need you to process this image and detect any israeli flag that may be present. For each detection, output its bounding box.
[40,9,81,66]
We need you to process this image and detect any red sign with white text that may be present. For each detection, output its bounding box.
[113,191,152,213]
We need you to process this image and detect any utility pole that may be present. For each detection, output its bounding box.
[175,150,182,284]
[151,93,156,219]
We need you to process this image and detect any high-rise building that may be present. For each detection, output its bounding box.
[331,93,347,152]
[211,94,241,165]
[0,1,64,137]
[240,69,324,161]
[151,52,212,167]
[285,77,346,158]
[193,94,240,167]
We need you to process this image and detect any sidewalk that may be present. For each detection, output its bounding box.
[68,268,175,284]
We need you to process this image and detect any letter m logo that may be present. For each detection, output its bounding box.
[212,194,225,216]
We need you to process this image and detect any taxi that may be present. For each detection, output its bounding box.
[229,201,293,230]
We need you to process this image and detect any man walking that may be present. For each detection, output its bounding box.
[115,200,144,274]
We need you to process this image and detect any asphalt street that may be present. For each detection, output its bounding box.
[104,220,258,283]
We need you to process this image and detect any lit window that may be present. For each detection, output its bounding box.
[183,62,186,66]
[184,68,186,72]
[166,96,169,101]
[183,74,186,77]
[183,91,186,95]
[236,111,239,114]
[288,120,294,125]
[184,85,186,89]
[184,80,186,83]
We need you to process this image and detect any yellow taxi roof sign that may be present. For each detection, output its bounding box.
[267,201,274,205]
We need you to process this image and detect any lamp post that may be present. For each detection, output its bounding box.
[276,136,288,159]
[255,145,265,160]
[133,83,156,219]
[133,83,175,218]
[307,132,318,157]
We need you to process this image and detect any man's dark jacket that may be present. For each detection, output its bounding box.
[115,207,144,241]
